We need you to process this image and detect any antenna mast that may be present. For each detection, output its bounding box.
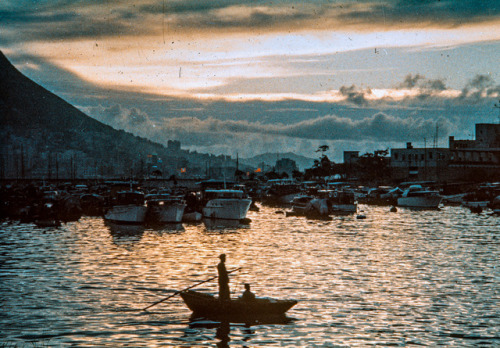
[495,99,500,124]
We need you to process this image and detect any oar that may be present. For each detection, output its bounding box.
[142,267,242,311]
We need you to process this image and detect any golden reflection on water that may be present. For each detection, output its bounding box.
[0,205,499,346]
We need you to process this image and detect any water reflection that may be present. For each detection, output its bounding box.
[106,222,145,246]
[188,315,295,348]
[148,223,185,234]
[1,205,499,346]
[215,321,230,348]
[202,218,250,231]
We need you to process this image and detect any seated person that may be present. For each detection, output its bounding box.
[240,283,256,301]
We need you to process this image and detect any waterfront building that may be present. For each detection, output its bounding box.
[390,142,450,182]
[343,151,360,180]
[390,123,500,182]
[448,123,500,181]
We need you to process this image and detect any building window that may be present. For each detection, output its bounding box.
[429,152,433,159]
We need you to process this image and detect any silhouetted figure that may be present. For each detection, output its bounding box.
[218,254,230,301]
[240,283,255,301]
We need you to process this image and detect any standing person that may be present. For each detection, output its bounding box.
[217,254,230,301]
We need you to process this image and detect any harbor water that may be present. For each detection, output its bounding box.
[1,205,499,347]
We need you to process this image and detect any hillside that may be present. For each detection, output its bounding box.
[241,152,315,171]
[0,51,176,178]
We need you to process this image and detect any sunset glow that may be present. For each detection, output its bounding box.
[2,0,499,158]
[21,21,499,99]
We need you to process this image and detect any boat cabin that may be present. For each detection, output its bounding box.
[203,189,247,201]
[146,193,185,206]
[112,191,145,205]
[402,185,439,197]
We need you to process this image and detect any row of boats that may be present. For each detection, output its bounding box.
[2,179,499,226]
[106,180,500,224]
[104,188,252,224]
[279,181,499,218]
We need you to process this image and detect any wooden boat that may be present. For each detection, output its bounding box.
[180,290,297,319]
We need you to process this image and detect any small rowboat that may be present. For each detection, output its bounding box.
[180,290,297,319]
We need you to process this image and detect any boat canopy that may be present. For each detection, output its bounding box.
[204,189,246,199]
[114,191,145,205]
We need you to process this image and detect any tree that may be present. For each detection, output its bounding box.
[355,149,390,184]
[292,170,304,180]
[264,170,280,180]
[304,154,335,180]
[316,145,329,154]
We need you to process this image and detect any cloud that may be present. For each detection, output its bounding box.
[84,102,455,144]
[424,79,447,92]
[341,0,500,28]
[83,104,153,130]
[143,1,500,31]
[398,74,448,91]
[339,85,372,106]
[399,74,425,89]
[2,0,499,45]
[78,70,498,157]
[90,104,458,162]
[0,2,153,43]
[459,74,499,103]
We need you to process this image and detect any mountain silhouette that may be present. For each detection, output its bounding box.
[0,51,174,178]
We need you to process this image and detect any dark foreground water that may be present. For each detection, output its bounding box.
[1,205,499,347]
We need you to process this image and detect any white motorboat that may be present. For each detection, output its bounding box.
[397,185,442,209]
[146,193,186,223]
[104,191,147,224]
[317,190,357,213]
[287,195,330,218]
[202,189,252,220]
[263,179,303,205]
[290,195,315,215]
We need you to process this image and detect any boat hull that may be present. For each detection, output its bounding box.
[397,196,442,208]
[104,205,147,224]
[203,198,252,220]
[180,290,297,319]
[183,211,203,222]
[148,203,186,223]
[463,200,489,208]
[329,203,357,213]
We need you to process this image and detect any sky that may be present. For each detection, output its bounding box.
[1,0,500,161]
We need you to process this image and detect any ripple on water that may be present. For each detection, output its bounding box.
[0,205,499,346]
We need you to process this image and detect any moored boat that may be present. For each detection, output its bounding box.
[397,185,442,209]
[180,290,297,319]
[202,189,252,220]
[317,189,357,214]
[262,179,303,205]
[287,195,330,219]
[289,195,315,215]
[104,191,147,224]
[146,193,186,223]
